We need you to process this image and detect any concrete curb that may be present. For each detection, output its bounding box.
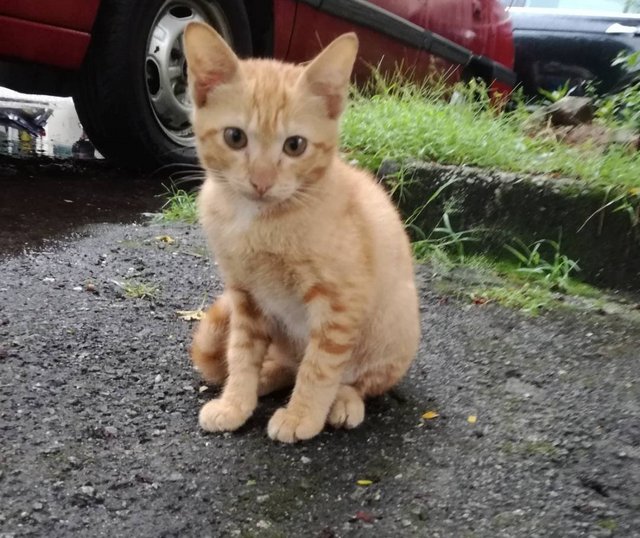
[381,161,640,290]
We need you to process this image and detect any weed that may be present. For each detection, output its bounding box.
[412,212,478,265]
[470,283,554,316]
[597,518,618,532]
[342,76,640,189]
[112,279,160,300]
[504,237,580,291]
[500,439,558,457]
[579,185,640,234]
[159,185,198,224]
[538,80,571,103]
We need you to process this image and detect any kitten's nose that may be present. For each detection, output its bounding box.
[250,179,272,196]
[250,166,276,196]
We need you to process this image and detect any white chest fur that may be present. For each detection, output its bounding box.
[251,285,309,345]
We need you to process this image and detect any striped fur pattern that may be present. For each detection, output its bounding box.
[184,22,420,442]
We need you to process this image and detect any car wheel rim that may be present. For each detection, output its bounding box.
[146,0,232,146]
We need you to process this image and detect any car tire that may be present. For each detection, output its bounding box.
[73,0,252,171]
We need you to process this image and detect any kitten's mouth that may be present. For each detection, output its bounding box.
[245,191,278,204]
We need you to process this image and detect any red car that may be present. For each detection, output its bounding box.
[0,0,514,169]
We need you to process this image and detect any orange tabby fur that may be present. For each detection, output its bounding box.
[184,22,420,442]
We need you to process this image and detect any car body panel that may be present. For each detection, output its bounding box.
[286,1,427,81]
[0,0,514,92]
[0,15,91,70]
[0,0,100,69]
[273,0,297,59]
[286,0,514,87]
[0,0,100,32]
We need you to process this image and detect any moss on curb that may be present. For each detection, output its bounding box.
[384,162,640,290]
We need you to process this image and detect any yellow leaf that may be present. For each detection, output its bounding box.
[422,410,439,420]
[155,235,175,244]
[176,309,205,321]
[356,479,373,486]
[467,415,477,424]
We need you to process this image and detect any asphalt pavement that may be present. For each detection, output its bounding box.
[1,206,639,537]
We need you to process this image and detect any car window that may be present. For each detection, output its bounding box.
[504,0,640,13]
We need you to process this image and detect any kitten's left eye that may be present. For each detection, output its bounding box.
[223,127,248,150]
[283,136,307,157]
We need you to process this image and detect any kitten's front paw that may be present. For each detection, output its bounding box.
[199,398,252,432]
[267,407,324,443]
[328,386,365,429]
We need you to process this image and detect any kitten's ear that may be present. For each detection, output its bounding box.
[299,33,359,119]
[183,22,240,107]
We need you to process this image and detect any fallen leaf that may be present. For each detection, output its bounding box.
[155,235,175,244]
[353,510,376,523]
[422,410,439,420]
[176,309,205,321]
[467,415,477,424]
[356,479,373,487]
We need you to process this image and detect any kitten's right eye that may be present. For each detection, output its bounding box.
[223,127,248,150]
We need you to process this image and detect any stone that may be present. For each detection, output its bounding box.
[546,96,594,126]
[168,472,184,482]
[610,127,640,149]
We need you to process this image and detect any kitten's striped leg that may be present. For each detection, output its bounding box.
[199,288,269,432]
[190,294,230,385]
[258,350,296,397]
[268,284,363,443]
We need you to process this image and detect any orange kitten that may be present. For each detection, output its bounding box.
[184,22,420,443]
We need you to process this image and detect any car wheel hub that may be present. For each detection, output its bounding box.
[146,0,232,146]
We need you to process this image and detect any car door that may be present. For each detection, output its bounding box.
[275,0,514,90]
[282,0,425,82]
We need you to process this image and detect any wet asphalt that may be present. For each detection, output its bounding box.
[0,155,639,537]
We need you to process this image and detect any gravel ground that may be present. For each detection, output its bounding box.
[1,219,639,537]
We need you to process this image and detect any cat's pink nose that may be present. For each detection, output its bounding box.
[250,177,274,196]
[251,181,271,196]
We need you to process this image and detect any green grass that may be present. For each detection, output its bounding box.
[449,254,594,316]
[597,518,618,532]
[159,185,198,224]
[341,81,640,189]
[112,279,160,300]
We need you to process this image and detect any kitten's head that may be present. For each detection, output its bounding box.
[184,23,358,206]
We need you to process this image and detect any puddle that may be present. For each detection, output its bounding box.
[0,87,191,257]
[0,168,171,258]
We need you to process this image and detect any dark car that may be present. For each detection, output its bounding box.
[504,0,640,97]
[0,0,514,170]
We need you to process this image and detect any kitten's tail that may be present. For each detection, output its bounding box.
[190,293,230,385]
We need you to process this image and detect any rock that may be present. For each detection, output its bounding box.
[376,159,401,180]
[505,378,543,400]
[610,127,640,149]
[563,124,610,148]
[104,426,118,437]
[168,472,184,482]
[546,96,594,126]
[256,520,271,529]
[80,486,95,496]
